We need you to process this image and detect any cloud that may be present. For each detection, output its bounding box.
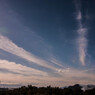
[74,0,88,66]
[77,26,88,66]
[76,11,82,20]
[0,0,53,60]
[0,34,64,71]
[0,0,64,70]
[0,35,94,87]
[50,57,64,68]
[0,0,95,87]
[0,59,48,76]
[0,59,95,87]
[56,67,95,86]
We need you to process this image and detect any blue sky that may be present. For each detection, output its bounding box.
[0,0,95,87]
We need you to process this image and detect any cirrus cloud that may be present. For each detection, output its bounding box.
[74,0,88,66]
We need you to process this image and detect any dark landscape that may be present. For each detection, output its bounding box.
[0,84,95,95]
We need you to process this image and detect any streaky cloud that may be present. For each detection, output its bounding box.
[0,34,63,71]
[1,65,95,87]
[0,0,64,69]
[74,0,88,66]
[76,11,82,20]
[0,59,47,76]
[77,27,87,66]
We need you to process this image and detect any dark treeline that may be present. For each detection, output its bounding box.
[0,84,95,95]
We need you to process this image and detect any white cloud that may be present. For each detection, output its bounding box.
[0,35,94,86]
[77,27,88,66]
[0,59,95,87]
[0,34,60,70]
[50,57,64,68]
[0,0,94,87]
[0,59,48,76]
[74,0,88,66]
[0,0,64,71]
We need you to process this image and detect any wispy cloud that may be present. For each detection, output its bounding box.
[0,59,47,76]
[0,35,52,70]
[0,0,95,87]
[1,62,95,87]
[55,67,95,86]
[0,0,52,59]
[0,34,64,72]
[0,59,95,87]
[0,0,63,69]
[77,27,87,66]
[74,0,88,66]
[76,11,82,20]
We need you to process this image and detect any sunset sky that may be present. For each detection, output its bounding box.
[0,0,95,87]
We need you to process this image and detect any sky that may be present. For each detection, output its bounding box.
[0,0,95,87]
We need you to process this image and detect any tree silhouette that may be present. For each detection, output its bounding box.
[0,84,95,95]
